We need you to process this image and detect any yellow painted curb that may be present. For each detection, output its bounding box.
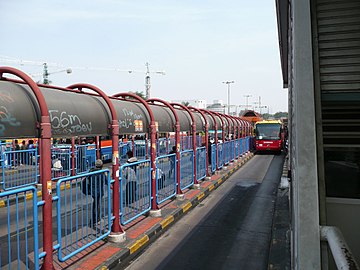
[209,184,215,192]
[197,192,205,201]
[60,183,72,191]
[0,200,5,207]
[160,215,174,229]
[181,201,192,213]
[217,179,223,185]
[129,235,149,254]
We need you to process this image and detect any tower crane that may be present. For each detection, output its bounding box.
[70,62,165,99]
[0,57,165,98]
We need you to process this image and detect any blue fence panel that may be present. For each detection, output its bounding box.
[196,147,206,181]
[211,144,216,173]
[134,140,147,161]
[241,138,245,155]
[169,137,176,151]
[1,149,38,190]
[120,160,151,225]
[156,154,176,204]
[0,186,40,270]
[246,137,250,152]
[156,138,168,157]
[180,150,194,190]
[235,139,239,158]
[230,140,235,161]
[51,147,71,180]
[101,146,112,162]
[0,142,12,168]
[196,135,203,147]
[55,169,111,262]
[76,144,96,175]
[223,142,230,165]
[119,142,132,165]
[217,143,224,169]
[180,136,192,151]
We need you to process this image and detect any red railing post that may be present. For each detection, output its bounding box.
[67,84,125,241]
[147,99,183,197]
[112,93,161,213]
[0,67,55,269]
[171,103,199,187]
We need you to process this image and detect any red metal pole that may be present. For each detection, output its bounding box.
[111,120,122,232]
[0,67,55,269]
[67,84,124,234]
[175,123,182,194]
[40,118,53,270]
[150,120,159,209]
[192,121,197,185]
[112,93,159,211]
[95,136,100,160]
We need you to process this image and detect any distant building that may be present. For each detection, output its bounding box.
[171,99,207,109]
[207,100,226,114]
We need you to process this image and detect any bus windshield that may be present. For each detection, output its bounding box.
[255,123,281,140]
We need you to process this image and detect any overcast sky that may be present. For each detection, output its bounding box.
[0,0,287,114]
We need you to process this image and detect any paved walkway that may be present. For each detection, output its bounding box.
[52,153,255,270]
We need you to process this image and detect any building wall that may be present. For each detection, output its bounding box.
[288,0,321,268]
[171,99,207,109]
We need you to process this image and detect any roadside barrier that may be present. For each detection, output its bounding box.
[120,160,151,225]
[180,150,194,190]
[156,154,176,204]
[196,147,206,181]
[53,170,111,262]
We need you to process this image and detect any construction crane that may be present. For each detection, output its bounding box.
[70,62,165,99]
[0,56,69,84]
[0,56,165,98]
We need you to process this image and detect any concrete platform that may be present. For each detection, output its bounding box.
[51,153,255,270]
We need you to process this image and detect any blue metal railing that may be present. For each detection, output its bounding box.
[120,160,151,225]
[75,144,96,174]
[180,150,194,190]
[217,143,224,169]
[1,149,38,190]
[51,147,71,180]
[0,186,40,270]
[196,147,206,181]
[156,138,168,157]
[230,140,235,161]
[223,141,230,165]
[246,136,250,152]
[180,136,192,151]
[119,142,132,165]
[211,144,216,173]
[134,140,147,160]
[54,169,111,262]
[156,154,176,204]
[235,139,239,158]
[241,138,245,155]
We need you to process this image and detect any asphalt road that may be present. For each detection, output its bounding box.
[124,153,284,270]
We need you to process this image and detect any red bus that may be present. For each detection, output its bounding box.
[254,120,284,153]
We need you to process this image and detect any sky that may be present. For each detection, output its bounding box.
[0,0,287,114]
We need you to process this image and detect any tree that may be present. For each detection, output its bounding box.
[129,91,146,100]
[181,101,190,107]
[273,112,288,119]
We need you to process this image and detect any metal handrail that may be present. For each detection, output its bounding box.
[320,226,360,270]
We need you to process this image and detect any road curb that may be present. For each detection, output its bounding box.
[96,152,254,270]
